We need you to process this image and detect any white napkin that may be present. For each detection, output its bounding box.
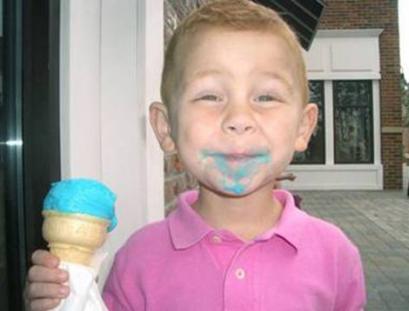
[52,252,108,311]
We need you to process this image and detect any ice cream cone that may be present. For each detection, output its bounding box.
[42,210,109,266]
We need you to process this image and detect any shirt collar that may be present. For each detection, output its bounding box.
[167,189,308,251]
[259,189,308,251]
[168,191,213,250]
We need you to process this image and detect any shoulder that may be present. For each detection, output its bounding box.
[302,213,360,260]
[126,219,170,248]
[304,214,350,240]
[113,219,172,268]
[299,214,366,307]
[103,221,171,308]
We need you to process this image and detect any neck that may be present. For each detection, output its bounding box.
[192,183,283,241]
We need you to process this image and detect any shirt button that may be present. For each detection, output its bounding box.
[212,235,222,243]
[235,268,246,280]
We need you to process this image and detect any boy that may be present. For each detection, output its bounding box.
[26,0,366,310]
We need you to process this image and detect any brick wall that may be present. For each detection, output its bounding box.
[382,133,403,187]
[319,0,402,189]
[164,153,197,212]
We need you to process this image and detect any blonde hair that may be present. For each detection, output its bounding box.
[161,0,309,109]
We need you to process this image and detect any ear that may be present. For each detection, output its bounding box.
[149,102,176,153]
[294,103,318,152]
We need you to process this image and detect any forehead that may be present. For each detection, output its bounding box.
[175,29,298,85]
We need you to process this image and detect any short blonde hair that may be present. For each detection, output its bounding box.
[161,0,309,109]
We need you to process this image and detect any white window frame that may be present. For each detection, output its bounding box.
[285,29,384,190]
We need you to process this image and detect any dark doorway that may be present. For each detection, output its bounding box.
[1,0,60,309]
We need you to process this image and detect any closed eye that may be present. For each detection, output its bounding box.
[197,94,222,102]
[256,95,275,102]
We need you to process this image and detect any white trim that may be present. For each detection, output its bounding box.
[288,164,382,171]
[305,29,382,81]
[324,81,334,165]
[144,0,165,223]
[373,80,382,165]
[316,29,384,38]
[285,164,383,190]
[307,72,381,81]
[381,127,403,134]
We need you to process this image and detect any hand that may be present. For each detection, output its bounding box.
[25,250,70,311]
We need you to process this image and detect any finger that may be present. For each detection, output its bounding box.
[28,265,68,283]
[29,298,61,311]
[31,250,60,268]
[26,282,69,300]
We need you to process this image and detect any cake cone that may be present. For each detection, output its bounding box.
[42,210,109,266]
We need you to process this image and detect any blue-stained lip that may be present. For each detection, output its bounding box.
[201,149,271,195]
[226,154,258,160]
[203,150,269,160]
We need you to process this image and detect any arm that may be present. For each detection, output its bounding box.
[102,250,145,311]
[334,248,367,311]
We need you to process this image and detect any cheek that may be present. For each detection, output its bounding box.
[260,116,300,166]
[263,117,299,146]
[176,110,219,147]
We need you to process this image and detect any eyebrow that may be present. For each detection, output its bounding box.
[257,71,293,91]
[190,69,230,80]
[182,69,294,92]
[181,69,229,91]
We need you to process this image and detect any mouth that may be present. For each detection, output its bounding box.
[202,149,271,167]
[204,150,268,160]
[200,149,272,195]
[224,153,264,164]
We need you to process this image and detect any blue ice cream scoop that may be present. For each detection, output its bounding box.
[43,178,117,231]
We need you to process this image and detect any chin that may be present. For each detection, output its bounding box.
[217,188,253,199]
[200,180,268,199]
[197,169,277,197]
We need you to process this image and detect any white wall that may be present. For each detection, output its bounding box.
[59,0,164,286]
[304,29,383,81]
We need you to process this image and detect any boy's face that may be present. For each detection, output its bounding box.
[151,29,317,197]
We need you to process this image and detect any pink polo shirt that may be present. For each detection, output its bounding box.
[103,190,366,310]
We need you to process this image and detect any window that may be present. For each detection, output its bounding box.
[333,80,374,164]
[292,80,325,164]
[291,80,375,166]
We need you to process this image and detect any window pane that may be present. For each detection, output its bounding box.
[292,80,325,164]
[334,80,374,164]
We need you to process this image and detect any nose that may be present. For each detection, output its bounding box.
[221,105,256,135]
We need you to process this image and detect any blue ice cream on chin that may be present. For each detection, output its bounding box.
[43,178,118,231]
[201,149,271,195]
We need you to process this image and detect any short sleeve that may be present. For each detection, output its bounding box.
[102,251,145,311]
[334,246,367,311]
